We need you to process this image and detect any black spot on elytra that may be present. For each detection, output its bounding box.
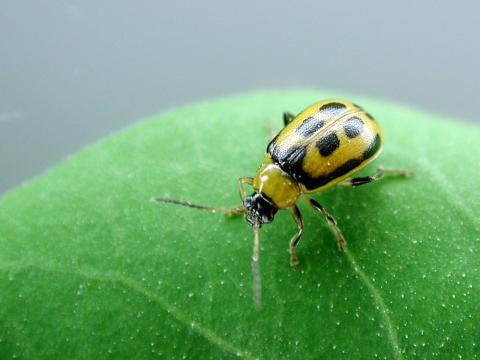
[295,116,325,137]
[269,120,382,192]
[316,132,340,156]
[363,134,382,159]
[318,102,347,118]
[269,143,310,185]
[343,117,364,138]
[302,158,363,190]
[266,133,279,154]
[300,134,382,191]
[268,142,306,171]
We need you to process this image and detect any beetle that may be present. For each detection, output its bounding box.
[155,99,410,308]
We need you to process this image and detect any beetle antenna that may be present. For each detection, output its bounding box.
[153,196,246,216]
[153,196,224,211]
[252,219,262,310]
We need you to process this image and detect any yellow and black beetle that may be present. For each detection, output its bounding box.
[155,99,410,308]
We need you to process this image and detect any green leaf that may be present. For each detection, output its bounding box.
[1,90,479,359]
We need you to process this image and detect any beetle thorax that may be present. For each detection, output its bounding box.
[253,162,301,209]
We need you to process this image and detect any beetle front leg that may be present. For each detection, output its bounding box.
[238,176,254,201]
[289,205,304,269]
[219,176,255,216]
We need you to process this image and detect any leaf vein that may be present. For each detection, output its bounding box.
[344,250,403,360]
[0,262,256,360]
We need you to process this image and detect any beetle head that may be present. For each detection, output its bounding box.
[243,192,278,227]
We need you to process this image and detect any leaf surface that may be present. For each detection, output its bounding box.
[1,90,479,359]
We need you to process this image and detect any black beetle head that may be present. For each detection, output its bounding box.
[243,192,278,227]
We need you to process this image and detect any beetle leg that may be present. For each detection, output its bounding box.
[289,205,304,269]
[222,176,254,216]
[283,111,295,126]
[340,166,412,186]
[238,176,254,201]
[307,198,346,251]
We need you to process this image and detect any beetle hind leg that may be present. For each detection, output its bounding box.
[340,166,412,186]
[307,197,346,251]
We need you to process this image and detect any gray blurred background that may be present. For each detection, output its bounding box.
[1,1,479,194]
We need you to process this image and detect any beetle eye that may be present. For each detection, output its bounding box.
[243,195,253,208]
